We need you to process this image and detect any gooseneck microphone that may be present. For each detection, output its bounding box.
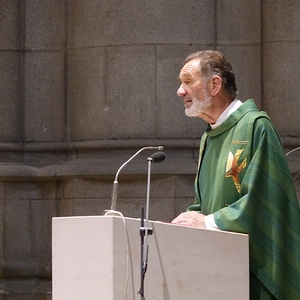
[110,146,164,211]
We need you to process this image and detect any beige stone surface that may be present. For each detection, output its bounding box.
[0,0,300,298]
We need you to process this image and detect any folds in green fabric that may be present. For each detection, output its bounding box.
[188,99,300,299]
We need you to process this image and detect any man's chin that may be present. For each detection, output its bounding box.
[185,108,200,117]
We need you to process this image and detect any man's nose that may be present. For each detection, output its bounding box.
[177,84,187,97]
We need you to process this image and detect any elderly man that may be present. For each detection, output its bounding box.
[172,50,300,300]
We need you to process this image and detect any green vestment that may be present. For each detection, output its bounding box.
[188,99,300,300]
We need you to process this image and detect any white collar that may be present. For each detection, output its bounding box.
[210,99,242,129]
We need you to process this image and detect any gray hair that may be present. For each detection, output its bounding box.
[184,50,238,100]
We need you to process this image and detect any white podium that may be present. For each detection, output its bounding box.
[52,215,249,300]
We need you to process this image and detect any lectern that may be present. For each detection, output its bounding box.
[52,215,249,299]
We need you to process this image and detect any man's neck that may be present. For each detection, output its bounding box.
[210,99,242,129]
[198,96,234,124]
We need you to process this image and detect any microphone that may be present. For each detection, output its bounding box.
[110,146,164,211]
[148,151,166,163]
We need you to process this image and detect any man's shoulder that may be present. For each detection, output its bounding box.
[239,99,270,123]
[237,103,277,141]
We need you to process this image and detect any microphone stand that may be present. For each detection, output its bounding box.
[138,156,155,299]
[105,149,165,298]
[138,207,152,300]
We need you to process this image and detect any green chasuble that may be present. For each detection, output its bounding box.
[188,99,300,300]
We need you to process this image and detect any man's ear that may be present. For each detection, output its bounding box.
[210,75,222,96]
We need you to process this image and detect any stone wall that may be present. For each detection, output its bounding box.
[0,0,300,298]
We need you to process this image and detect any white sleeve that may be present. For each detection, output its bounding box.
[205,214,221,231]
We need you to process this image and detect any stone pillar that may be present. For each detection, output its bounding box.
[263,0,300,138]
[216,0,262,106]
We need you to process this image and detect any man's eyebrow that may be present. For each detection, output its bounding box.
[178,72,190,81]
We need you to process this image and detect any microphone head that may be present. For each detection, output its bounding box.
[149,151,166,163]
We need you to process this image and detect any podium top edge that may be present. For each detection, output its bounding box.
[52,215,249,238]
